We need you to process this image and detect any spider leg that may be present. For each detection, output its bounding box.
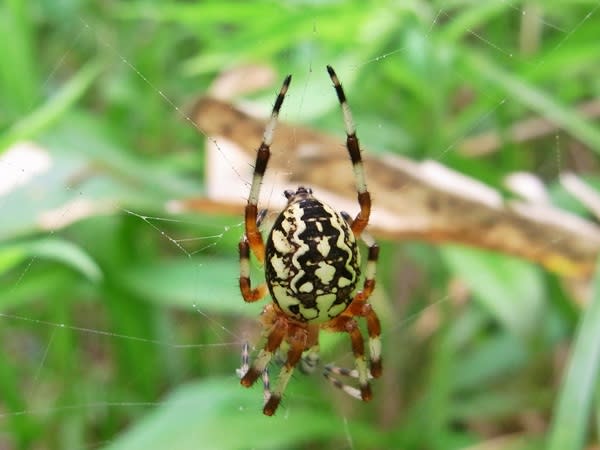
[245,75,292,264]
[323,364,374,380]
[300,343,320,374]
[327,65,371,237]
[236,341,251,379]
[261,367,271,406]
[237,341,273,408]
[299,325,320,374]
[349,239,382,377]
[239,210,269,302]
[323,364,374,400]
[239,238,268,302]
[263,324,308,416]
[240,307,287,388]
[354,229,379,301]
[340,212,382,377]
[324,316,372,401]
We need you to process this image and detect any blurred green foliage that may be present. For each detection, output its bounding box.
[1,1,600,449]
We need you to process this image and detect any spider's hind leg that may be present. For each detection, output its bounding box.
[239,308,287,388]
[323,316,372,401]
[300,344,320,374]
[299,325,320,374]
[263,324,308,416]
[323,363,375,400]
[237,342,272,406]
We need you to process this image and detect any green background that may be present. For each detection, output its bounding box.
[1,1,600,449]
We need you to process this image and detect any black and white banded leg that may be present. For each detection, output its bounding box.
[244,75,292,264]
[323,364,376,400]
[237,341,272,406]
[327,65,371,237]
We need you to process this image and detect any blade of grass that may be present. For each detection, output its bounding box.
[463,51,600,154]
[0,238,102,283]
[0,60,102,153]
[0,0,40,115]
[440,245,544,337]
[440,1,510,43]
[101,378,361,450]
[547,257,600,450]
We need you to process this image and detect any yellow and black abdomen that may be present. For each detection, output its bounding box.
[265,195,360,323]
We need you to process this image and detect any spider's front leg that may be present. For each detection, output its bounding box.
[238,237,268,302]
[244,75,291,264]
[327,65,371,237]
[239,209,269,302]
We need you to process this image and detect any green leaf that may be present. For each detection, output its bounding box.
[118,258,262,316]
[0,0,40,116]
[0,238,102,282]
[102,378,345,450]
[0,60,102,153]
[0,245,27,274]
[0,269,74,310]
[547,258,600,450]
[440,1,510,43]
[463,52,600,154]
[453,333,528,390]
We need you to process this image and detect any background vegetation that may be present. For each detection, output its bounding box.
[1,1,600,449]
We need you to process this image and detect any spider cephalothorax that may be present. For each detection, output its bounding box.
[238,66,381,416]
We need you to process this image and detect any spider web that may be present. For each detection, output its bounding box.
[1,2,598,449]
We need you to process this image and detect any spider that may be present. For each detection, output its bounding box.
[238,66,381,416]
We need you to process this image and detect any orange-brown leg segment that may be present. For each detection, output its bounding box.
[348,229,382,377]
[324,315,372,401]
[244,75,292,264]
[239,238,267,302]
[323,304,381,399]
[263,325,308,416]
[327,65,371,237]
[341,216,383,378]
[240,315,287,388]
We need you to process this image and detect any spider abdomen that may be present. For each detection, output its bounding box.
[265,194,360,323]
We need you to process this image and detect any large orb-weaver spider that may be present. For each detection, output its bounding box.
[238,66,381,416]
